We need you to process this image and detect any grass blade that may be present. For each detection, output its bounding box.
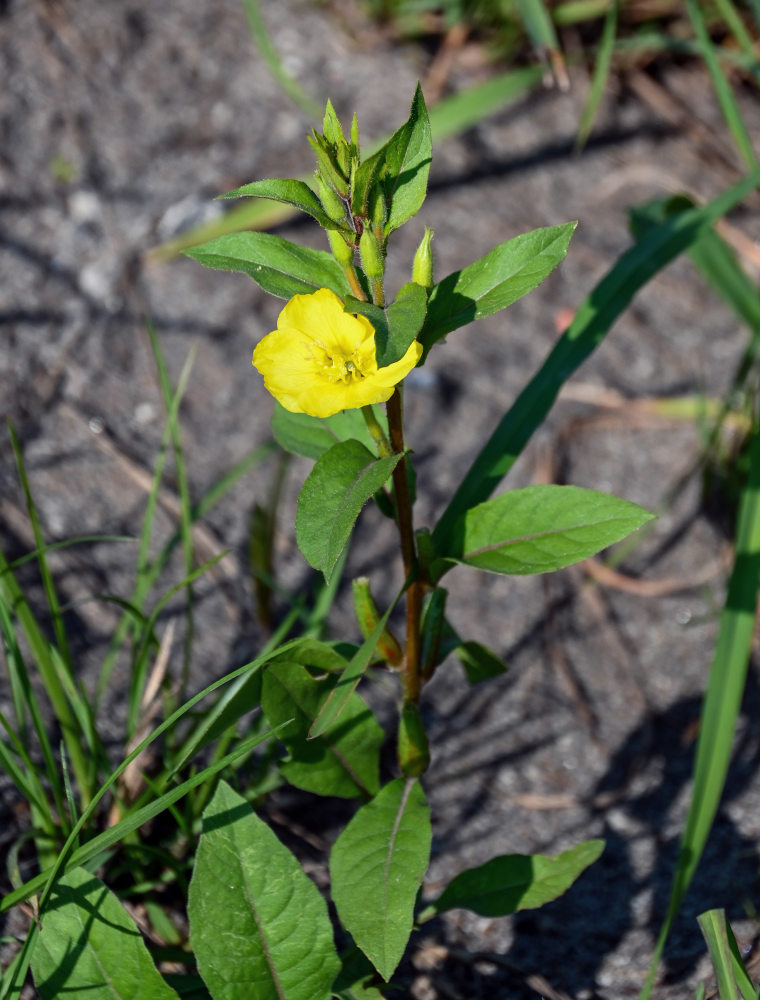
[639,410,760,999]
[575,0,618,150]
[240,0,321,116]
[686,0,758,171]
[432,168,760,556]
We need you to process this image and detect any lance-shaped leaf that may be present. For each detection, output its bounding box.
[451,485,654,575]
[420,222,576,354]
[418,839,604,921]
[262,660,383,798]
[220,177,345,231]
[272,402,388,460]
[184,231,350,299]
[296,439,402,580]
[330,779,432,981]
[383,84,432,235]
[346,283,428,369]
[31,867,179,1000]
[188,780,340,1000]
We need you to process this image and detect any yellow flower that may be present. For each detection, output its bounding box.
[252,288,423,418]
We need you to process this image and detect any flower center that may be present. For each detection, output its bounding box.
[320,346,366,385]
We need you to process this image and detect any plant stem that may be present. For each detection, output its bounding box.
[386,387,423,702]
[372,277,385,307]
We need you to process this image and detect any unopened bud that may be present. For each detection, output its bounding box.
[397,701,430,777]
[359,227,385,280]
[327,228,355,267]
[352,577,403,667]
[412,226,434,290]
[317,175,347,225]
[369,187,386,229]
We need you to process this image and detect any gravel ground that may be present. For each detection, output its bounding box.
[2,1,760,997]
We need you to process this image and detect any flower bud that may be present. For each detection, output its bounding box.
[397,700,430,777]
[317,174,347,225]
[369,186,386,229]
[359,227,385,280]
[412,226,434,290]
[327,228,355,267]
[352,577,403,667]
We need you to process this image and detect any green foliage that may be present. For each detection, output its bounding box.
[420,222,576,354]
[188,781,341,1000]
[346,281,428,368]
[185,232,350,299]
[272,403,387,459]
[698,909,758,1000]
[31,868,179,1000]
[449,484,654,576]
[419,839,605,920]
[220,177,348,231]
[261,660,383,797]
[330,779,432,980]
[296,440,402,580]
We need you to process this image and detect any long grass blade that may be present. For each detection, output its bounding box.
[147,326,196,698]
[686,0,758,171]
[240,0,321,116]
[8,423,72,676]
[432,168,760,557]
[639,408,760,1000]
[575,0,618,150]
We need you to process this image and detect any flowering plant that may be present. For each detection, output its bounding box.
[15,88,658,1000]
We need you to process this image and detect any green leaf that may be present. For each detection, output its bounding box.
[419,839,604,921]
[330,778,432,981]
[698,910,755,1000]
[219,177,344,230]
[272,403,387,460]
[184,232,349,299]
[431,169,760,558]
[308,601,395,740]
[31,867,179,1000]
[296,440,402,580]
[420,223,576,354]
[345,283,427,368]
[457,641,508,684]
[383,84,432,235]
[261,661,383,798]
[451,485,654,575]
[333,948,388,999]
[188,780,340,1000]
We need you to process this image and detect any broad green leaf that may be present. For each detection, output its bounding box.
[262,661,383,798]
[419,839,604,921]
[219,177,343,230]
[296,440,402,580]
[346,283,427,368]
[184,232,349,299]
[420,222,576,354]
[431,169,760,558]
[452,485,654,575]
[272,403,387,460]
[382,83,432,236]
[188,780,340,1000]
[330,779,432,981]
[31,867,179,1000]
